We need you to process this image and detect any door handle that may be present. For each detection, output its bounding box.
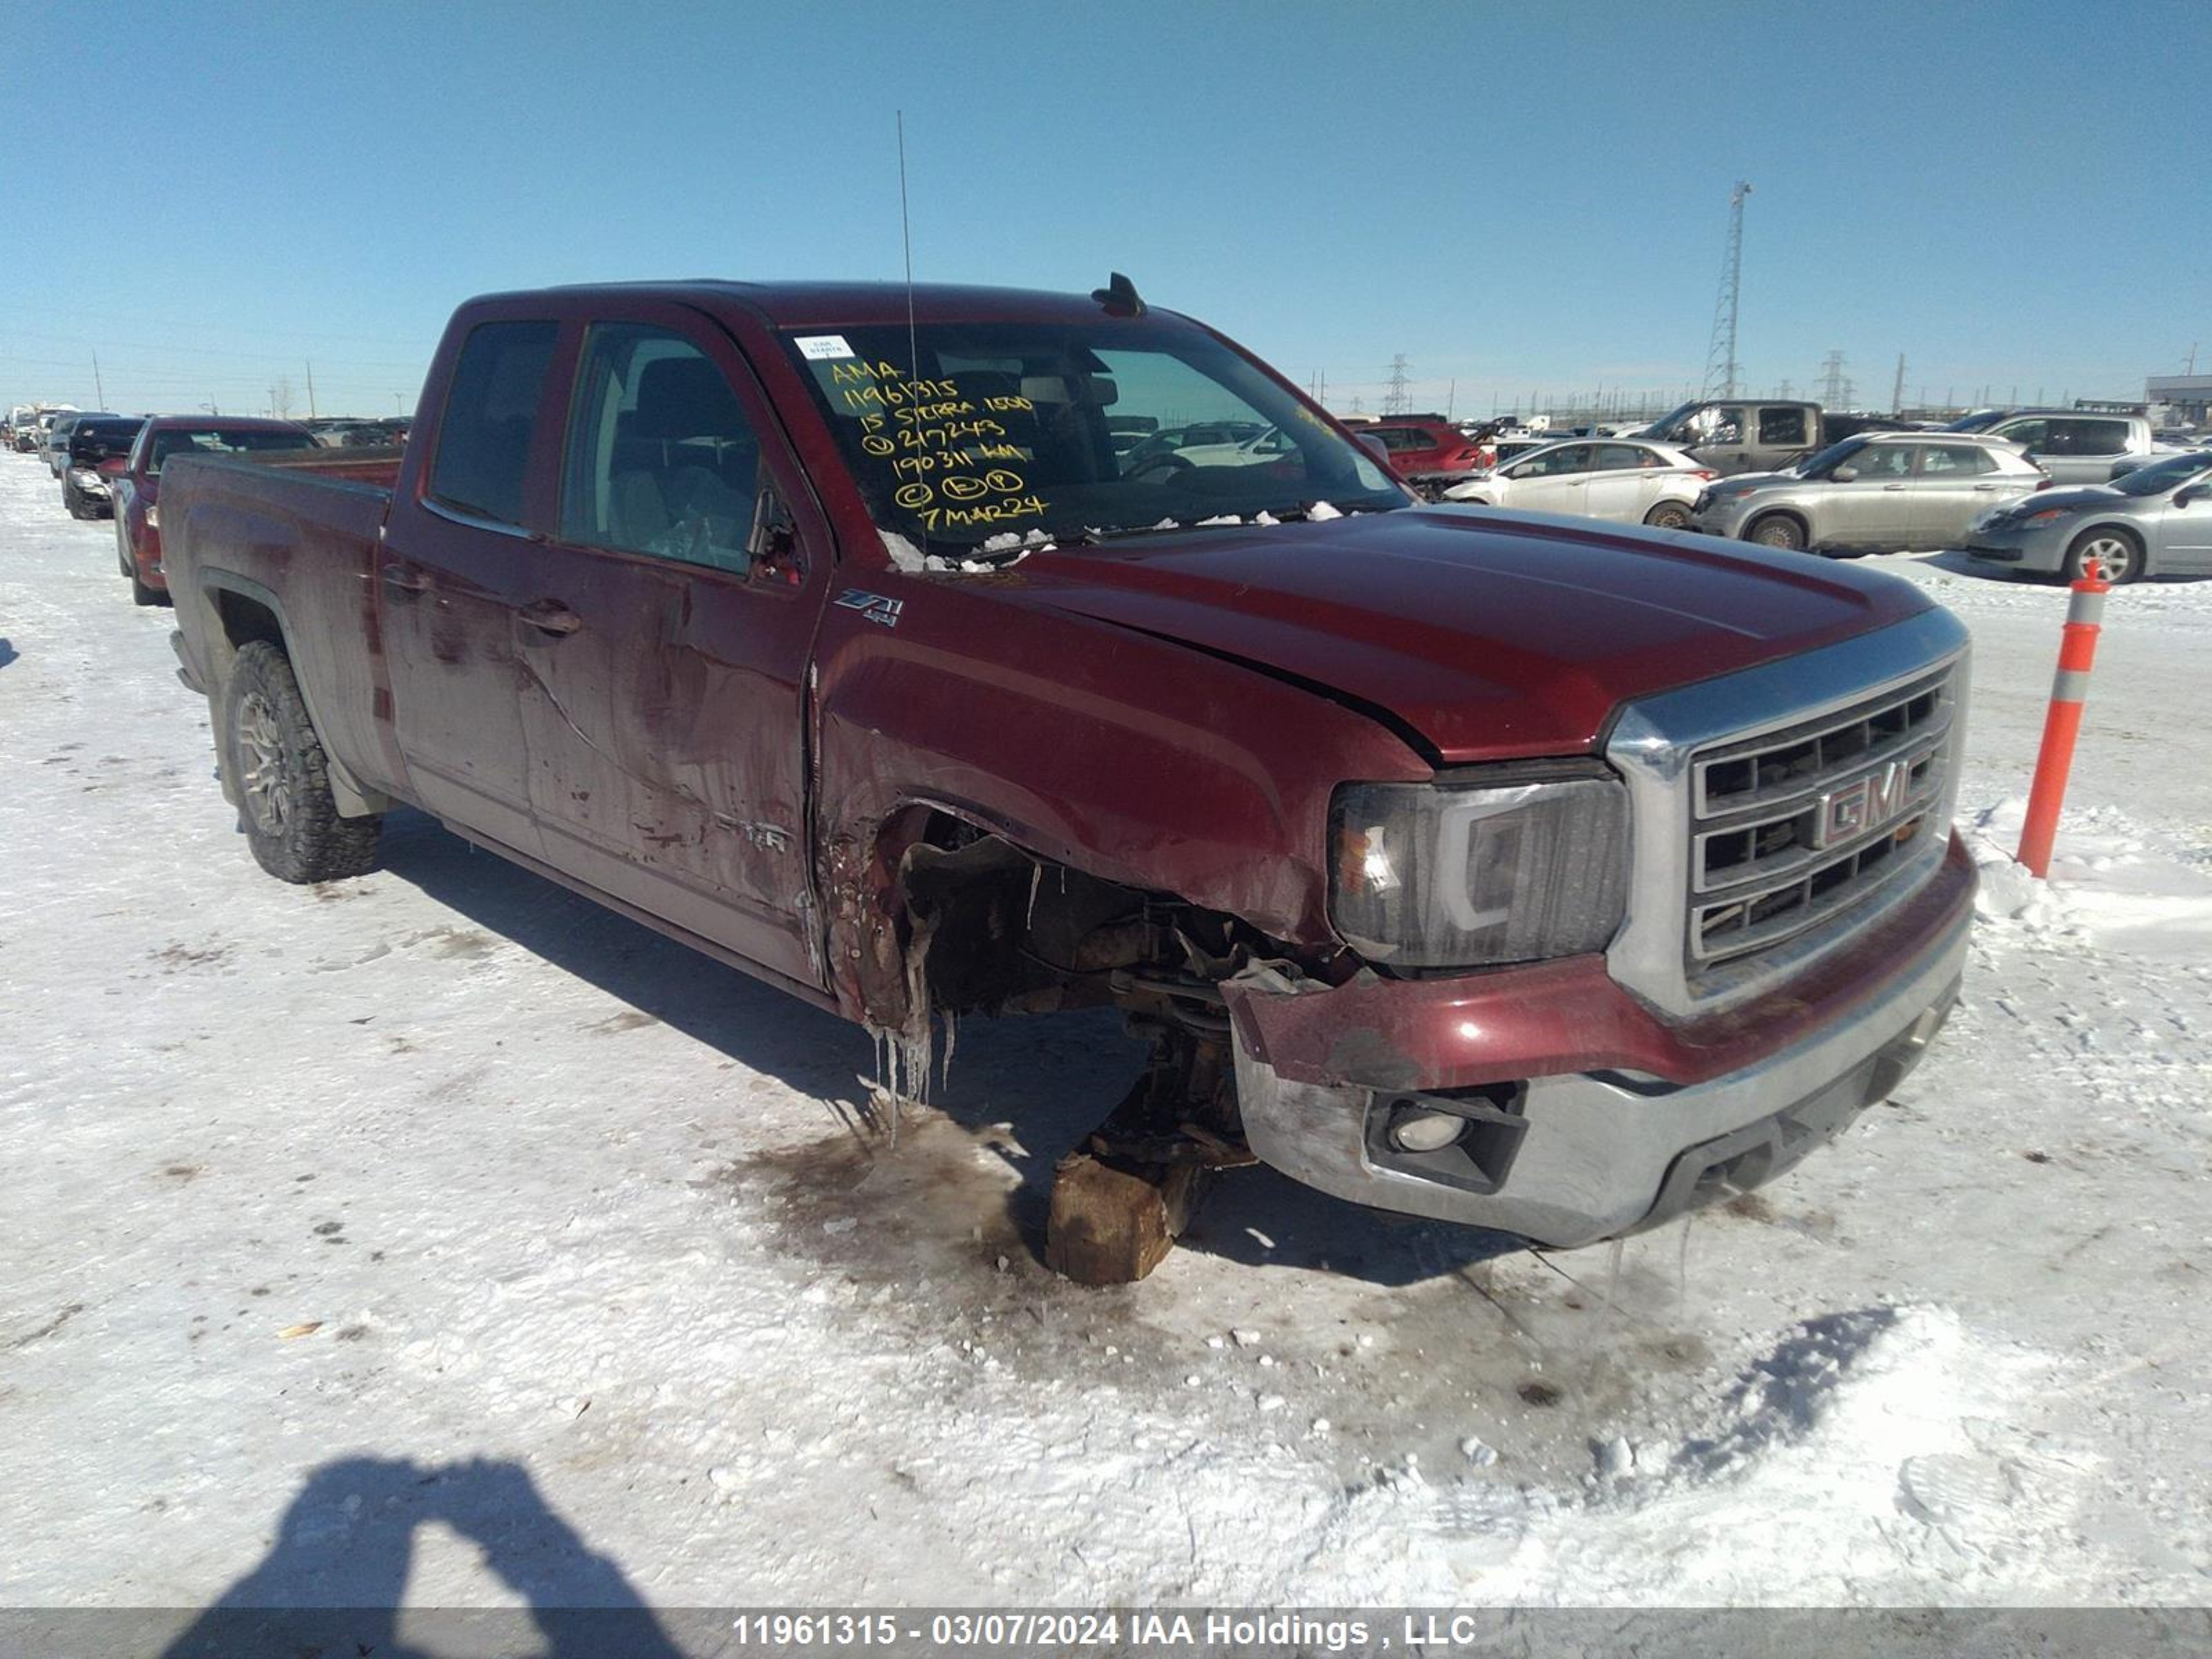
[1882,483,1906,491]
[381,563,429,594]
[517,600,583,638]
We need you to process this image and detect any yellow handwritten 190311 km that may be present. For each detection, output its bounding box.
[843,361,1047,529]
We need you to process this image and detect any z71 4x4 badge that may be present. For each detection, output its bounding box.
[834,590,903,628]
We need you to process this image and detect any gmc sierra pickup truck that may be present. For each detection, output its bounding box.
[162,276,1975,1282]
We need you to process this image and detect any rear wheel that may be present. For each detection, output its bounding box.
[219,641,382,883]
[2064,527,2142,585]
[1747,513,1807,551]
[1643,500,1694,529]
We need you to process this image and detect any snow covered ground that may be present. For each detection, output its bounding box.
[3,454,2208,1620]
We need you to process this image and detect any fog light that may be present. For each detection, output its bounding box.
[1386,1105,1468,1154]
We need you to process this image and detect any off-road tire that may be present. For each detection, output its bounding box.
[220,641,382,883]
[2065,526,2142,585]
[1643,501,1694,529]
[1747,512,1807,551]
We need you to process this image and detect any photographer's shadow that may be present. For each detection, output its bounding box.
[162,1455,683,1659]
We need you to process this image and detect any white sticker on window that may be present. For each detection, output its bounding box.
[795,335,856,361]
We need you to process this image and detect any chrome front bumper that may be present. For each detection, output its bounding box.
[1231,895,1969,1247]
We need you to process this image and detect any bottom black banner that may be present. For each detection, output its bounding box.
[1,1606,2206,1659]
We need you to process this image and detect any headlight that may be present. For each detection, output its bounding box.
[2023,506,2076,525]
[69,467,105,489]
[1330,771,1629,968]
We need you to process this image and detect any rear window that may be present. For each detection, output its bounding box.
[428,320,558,527]
[71,420,144,456]
[1758,406,1810,446]
[144,427,310,475]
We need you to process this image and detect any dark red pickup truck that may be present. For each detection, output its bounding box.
[162,276,1974,1280]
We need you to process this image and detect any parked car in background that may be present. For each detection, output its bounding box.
[1963,450,2212,583]
[113,416,315,603]
[46,412,105,476]
[1967,410,2168,486]
[59,415,147,518]
[24,415,73,462]
[3,405,35,448]
[1488,433,1561,467]
[1639,398,1915,477]
[1441,438,1714,528]
[14,405,75,453]
[1689,431,2044,553]
[1357,414,1494,495]
[156,275,1975,1278]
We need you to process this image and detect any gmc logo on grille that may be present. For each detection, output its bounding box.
[1813,760,1912,849]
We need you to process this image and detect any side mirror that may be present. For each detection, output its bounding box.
[1355,433,1391,462]
[1830,465,1859,482]
[2176,486,2202,507]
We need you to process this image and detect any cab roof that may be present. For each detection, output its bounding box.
[489,279,1174,331]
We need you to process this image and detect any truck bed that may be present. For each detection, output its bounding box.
[161,447,400,802]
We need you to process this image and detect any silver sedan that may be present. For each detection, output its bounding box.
[1962,451,2212,582]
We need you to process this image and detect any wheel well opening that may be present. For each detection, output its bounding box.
[874,810,1326,1037]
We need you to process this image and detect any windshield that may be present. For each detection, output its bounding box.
[146,427,310,474]
[1941,411,2007,433]
[1793,435,1869,478]
[2113,453,2212,496]
[782,319,1405,552]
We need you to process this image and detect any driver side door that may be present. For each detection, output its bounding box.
[1500,443,1595,512]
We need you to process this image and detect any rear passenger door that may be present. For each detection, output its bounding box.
[379,317,561,856]
[521,312,832,990]
[1582,443,1656,520]
[1909,442,2014,547]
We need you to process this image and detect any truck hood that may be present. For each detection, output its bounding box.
[1006,507,1932,762]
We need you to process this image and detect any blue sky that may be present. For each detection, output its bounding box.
[5,0,2206,420]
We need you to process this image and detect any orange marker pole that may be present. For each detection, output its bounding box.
[2016,559,2112,879]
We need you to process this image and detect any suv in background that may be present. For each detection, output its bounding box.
[59,415,148,518]
[45,413,109,477]
[1357,415,1494,495]
[1970,410,2166,486]
[1689,431,2045,553]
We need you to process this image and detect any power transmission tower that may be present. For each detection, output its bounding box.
[1817,350,1852,409]
[1384,355,1412,415]
[1700,180,1752,398]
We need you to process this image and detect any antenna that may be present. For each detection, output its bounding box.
[1700,181,1751,399]
[896,111,918,378]
[896,111,921,555]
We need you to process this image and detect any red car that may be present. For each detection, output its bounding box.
[113,417,313,603]
[1356,415,1495,494]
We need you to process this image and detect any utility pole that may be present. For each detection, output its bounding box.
[1700,180,1752,399]
[306,360,317,420]
[92,353,106,408]
[1445,378,1456,420]
[1384,354,1412,416]
[1891,353,1906,416]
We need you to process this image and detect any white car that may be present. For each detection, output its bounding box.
[1440,438,1713,529]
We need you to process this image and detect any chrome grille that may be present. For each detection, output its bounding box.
[1686,668,1956,971]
